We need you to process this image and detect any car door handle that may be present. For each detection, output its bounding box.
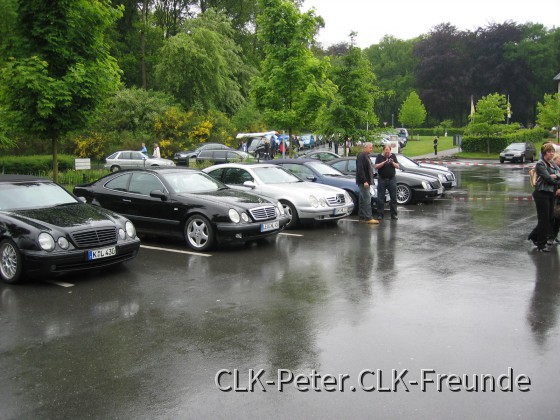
[122,199,132,203]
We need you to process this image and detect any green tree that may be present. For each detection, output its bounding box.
[252,0,334,136]
[466,93,508,136]
[317,45,378,141]
[0,0,122,181]
[155,9,249,114]
[398,91,426,137]
[537,93,560,142]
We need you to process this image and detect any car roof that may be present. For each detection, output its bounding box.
[273,158,317,164]
[112,167,200,175]
[0,174,51,183]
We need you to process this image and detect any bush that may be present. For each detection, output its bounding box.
[461,128,546,153]
[0,154,77,173]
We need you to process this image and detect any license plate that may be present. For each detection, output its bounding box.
[88,246,116,260]
[333,206,347,215]
[260,221,279,232]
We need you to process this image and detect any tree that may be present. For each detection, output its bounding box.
[398,92,426,137]
[0,0,122,181]
[155,9,251,114]
[317,46,378,141]
[537,93,560,142]
[466,93,509,136]
[252,0,334,136]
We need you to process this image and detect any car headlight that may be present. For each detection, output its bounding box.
[421,181,430,190]
[229,209,241,223]
[119,228,126,240]
[277,202,285,215]
[38,232,55,251]
[343,192,352,204]
[241,212,250,222]
[309,195,319,208]
[57,236,69,249]
[125,221,136,238]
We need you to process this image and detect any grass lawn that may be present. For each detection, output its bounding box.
[398,135,455,157]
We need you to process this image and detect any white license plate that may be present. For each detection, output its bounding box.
[333,206,347,215]
[260,221,279,232]
[88,246,116,260]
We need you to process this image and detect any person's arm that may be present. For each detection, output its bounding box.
[374,155,387,169]
[536,161,560,185]
[392,154,400,170]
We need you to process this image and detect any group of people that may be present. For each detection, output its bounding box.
[140,142,160,158]
[355,143,400,224]
[528,142,560,252]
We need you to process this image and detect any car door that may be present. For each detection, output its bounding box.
[124,172,180,233]
[96,172,133,215]
[217,167,256,192]
[129,151,148,169]
[281,163,317,182]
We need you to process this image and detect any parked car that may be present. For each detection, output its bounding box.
[499,142,536,163]
[297,150,341,162]
[173,143,233,166]
[0,175,140,284]
[203,163,354,228]
[326,156,443,205]
[272,158,388,213]
[104,150,175,172]
[196,149,251,164]
[300,133,316,149]
[74,168,289,252]
[393,154,457,190]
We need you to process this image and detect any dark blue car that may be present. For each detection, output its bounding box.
[272,158,387,213]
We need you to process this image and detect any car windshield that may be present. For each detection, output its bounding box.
[162,172,227,193]
[0,182,78,211]
[505,144,525,151]
[397,155,419,168]
[252,166,302,184]
[307,161,344,176]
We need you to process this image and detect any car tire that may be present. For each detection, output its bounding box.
[499,158,505,164]
[110,165,121,172]
[184,214,215,251]
[347,191,358,214]
[530,155,534,162]
[396,184,413,205]
[281,201,299,229]
[0,239,23,284]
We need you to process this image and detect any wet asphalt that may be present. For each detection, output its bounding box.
[1,160,560,419]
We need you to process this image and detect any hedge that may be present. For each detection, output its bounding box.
[460,128,547,153]
[0,154,77,174]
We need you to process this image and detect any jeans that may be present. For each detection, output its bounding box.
[377,177,397,217]
[358,184,373,220]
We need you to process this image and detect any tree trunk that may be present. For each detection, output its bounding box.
[52,138,58,183]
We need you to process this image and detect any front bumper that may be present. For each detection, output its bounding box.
[21,239,141,278]
[412,188,442,202]
[215,215,290,243]
[298,203,354,223]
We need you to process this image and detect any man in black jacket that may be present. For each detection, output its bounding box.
[375,144,400,220]
[355,142,379,224]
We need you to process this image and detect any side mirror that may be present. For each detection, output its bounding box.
[150,189,168,201]
[306,176,317,182]
[243,181,256,189]
[77,196,87,203]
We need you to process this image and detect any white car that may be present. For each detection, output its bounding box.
[104,150,175,172]
[203,163,354,228]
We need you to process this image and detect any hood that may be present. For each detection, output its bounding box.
[418,163,452,173]
[177,188,273,207]
[6,203,121,231]
[267,181,345,196]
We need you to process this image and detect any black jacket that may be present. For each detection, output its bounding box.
[356,152,374,185]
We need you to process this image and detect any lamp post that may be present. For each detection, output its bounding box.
[391,113,394,128]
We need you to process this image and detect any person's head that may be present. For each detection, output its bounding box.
[154,142,158,147]
[541,143,555,161]
[363,142,373,153]
[382,144,392,157]
[553,153,560,166]
[141,142,145,147]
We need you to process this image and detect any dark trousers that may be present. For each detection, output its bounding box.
[377,177,397,217]
[529,190,554,247]
[358,184,373,220]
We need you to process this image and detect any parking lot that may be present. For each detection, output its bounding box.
[1,162,560,419]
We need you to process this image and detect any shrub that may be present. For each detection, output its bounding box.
[0,154,76,173]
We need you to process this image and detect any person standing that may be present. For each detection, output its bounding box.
[528,143,560,251]
[355,142,379,224]
[140,143,148,156]
[433,136,439,156]
[375,144,400,220]
[153,142,161,158]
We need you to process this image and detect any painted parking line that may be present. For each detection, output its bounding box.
[45,280,74,288]
[140,244,212,257]
[279,232,304,237]
[417,159,535,169]
[453,195,533,202]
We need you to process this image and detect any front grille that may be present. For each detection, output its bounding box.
[430,180,442,189]
[249,205,276,221]
[326,194,346,206]
[71,227,117,248]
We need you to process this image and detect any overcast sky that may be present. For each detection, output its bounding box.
[303,0,559,48]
